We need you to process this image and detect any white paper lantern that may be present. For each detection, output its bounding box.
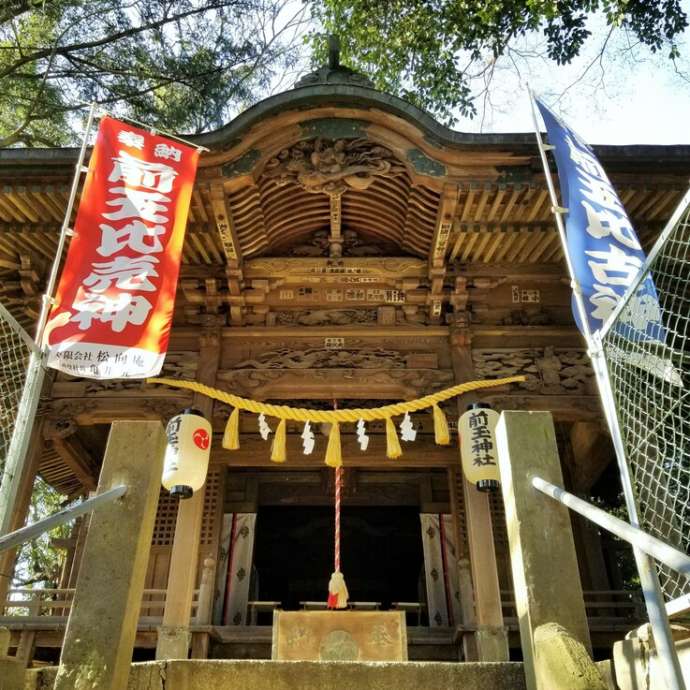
[162,408,212,499]
[458,403,500,492]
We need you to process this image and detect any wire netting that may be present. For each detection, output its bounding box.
[0,307,33,479]
[602,192,690,603]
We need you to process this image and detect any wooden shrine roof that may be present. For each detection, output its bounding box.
[0,64,687,495]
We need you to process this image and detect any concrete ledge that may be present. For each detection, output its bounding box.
[28,660,526,690]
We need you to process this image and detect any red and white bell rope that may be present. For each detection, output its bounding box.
[327,401,349,609]
[334,465,342,573]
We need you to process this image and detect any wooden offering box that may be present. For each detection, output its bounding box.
[272,610,407,661]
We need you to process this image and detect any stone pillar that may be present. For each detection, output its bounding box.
[156,330,220,660]
[495,410,591,690]
[53,421,166,690]
[0,421,44,608]
[449,329,508,661]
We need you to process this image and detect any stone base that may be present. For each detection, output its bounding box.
[0,657,24,690]
[272,611,407,661]
[28,660,527,690]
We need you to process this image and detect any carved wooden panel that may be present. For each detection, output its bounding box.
[216,368,454,399]
[287,229,396,257]
[263,138,406,195]
[233,347,407,370]
[472,347,595,395]
[272,310,377,326]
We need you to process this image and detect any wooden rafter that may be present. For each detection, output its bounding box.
[428,183,459,321]
[49,436,97,492]
[209,180,244,325]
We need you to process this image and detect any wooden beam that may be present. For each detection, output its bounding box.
[215,367,454,400]
[50,436,97,492]
[449,331,509,661]
[243,257,427,281]
[157,330,220,661]
[209,181,243,324]
[211,434,457,468]
[329,193,343,256]
[209,182,241,267]
[568,421,613,491]
[428,184,459,322]
[482,394,602,421]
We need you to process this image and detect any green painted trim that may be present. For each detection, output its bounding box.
[222,149,261,177]
[407,149,446,177]
[300,118,368,140]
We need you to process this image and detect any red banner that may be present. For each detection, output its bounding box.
[45,116,199,379]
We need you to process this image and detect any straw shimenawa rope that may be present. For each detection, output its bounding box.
[149,375,526,464]
[147,375,525,423]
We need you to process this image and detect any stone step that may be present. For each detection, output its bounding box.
[28,659,527,690]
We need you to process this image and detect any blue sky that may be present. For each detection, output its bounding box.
[449,6,690,145]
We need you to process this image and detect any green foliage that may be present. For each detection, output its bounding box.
[310,0,688,123]
[591,492,641,591]
[0,0,307,146]
[1,1,687,139]
[13,478,75,589]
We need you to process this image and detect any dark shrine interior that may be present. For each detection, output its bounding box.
[253,506,425,614]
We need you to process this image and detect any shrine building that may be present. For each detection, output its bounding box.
[1,52,689,670]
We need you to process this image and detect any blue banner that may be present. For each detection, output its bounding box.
[536,99,664,342]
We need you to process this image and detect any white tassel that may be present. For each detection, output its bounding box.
[400,412,417,441]
[258,413,272,440]
[356,419,369,451]
[301,421,315,455]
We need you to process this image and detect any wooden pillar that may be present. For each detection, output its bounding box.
[156,330,220,660]
[495,411,591,690]
[449,329,509,661]
[53,421,166,690]
[0,420,44,608]
[190,557,215,659]
[447,466,478,661]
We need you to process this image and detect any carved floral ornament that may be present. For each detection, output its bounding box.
[262,138,407,196]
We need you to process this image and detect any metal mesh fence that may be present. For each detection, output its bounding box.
[0,305,33,479]
[602,191,690,603]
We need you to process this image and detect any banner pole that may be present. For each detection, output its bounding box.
[0,103,98,540]
[35,101,98,347]
[75,101,209,152]
[528,89,685,690]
